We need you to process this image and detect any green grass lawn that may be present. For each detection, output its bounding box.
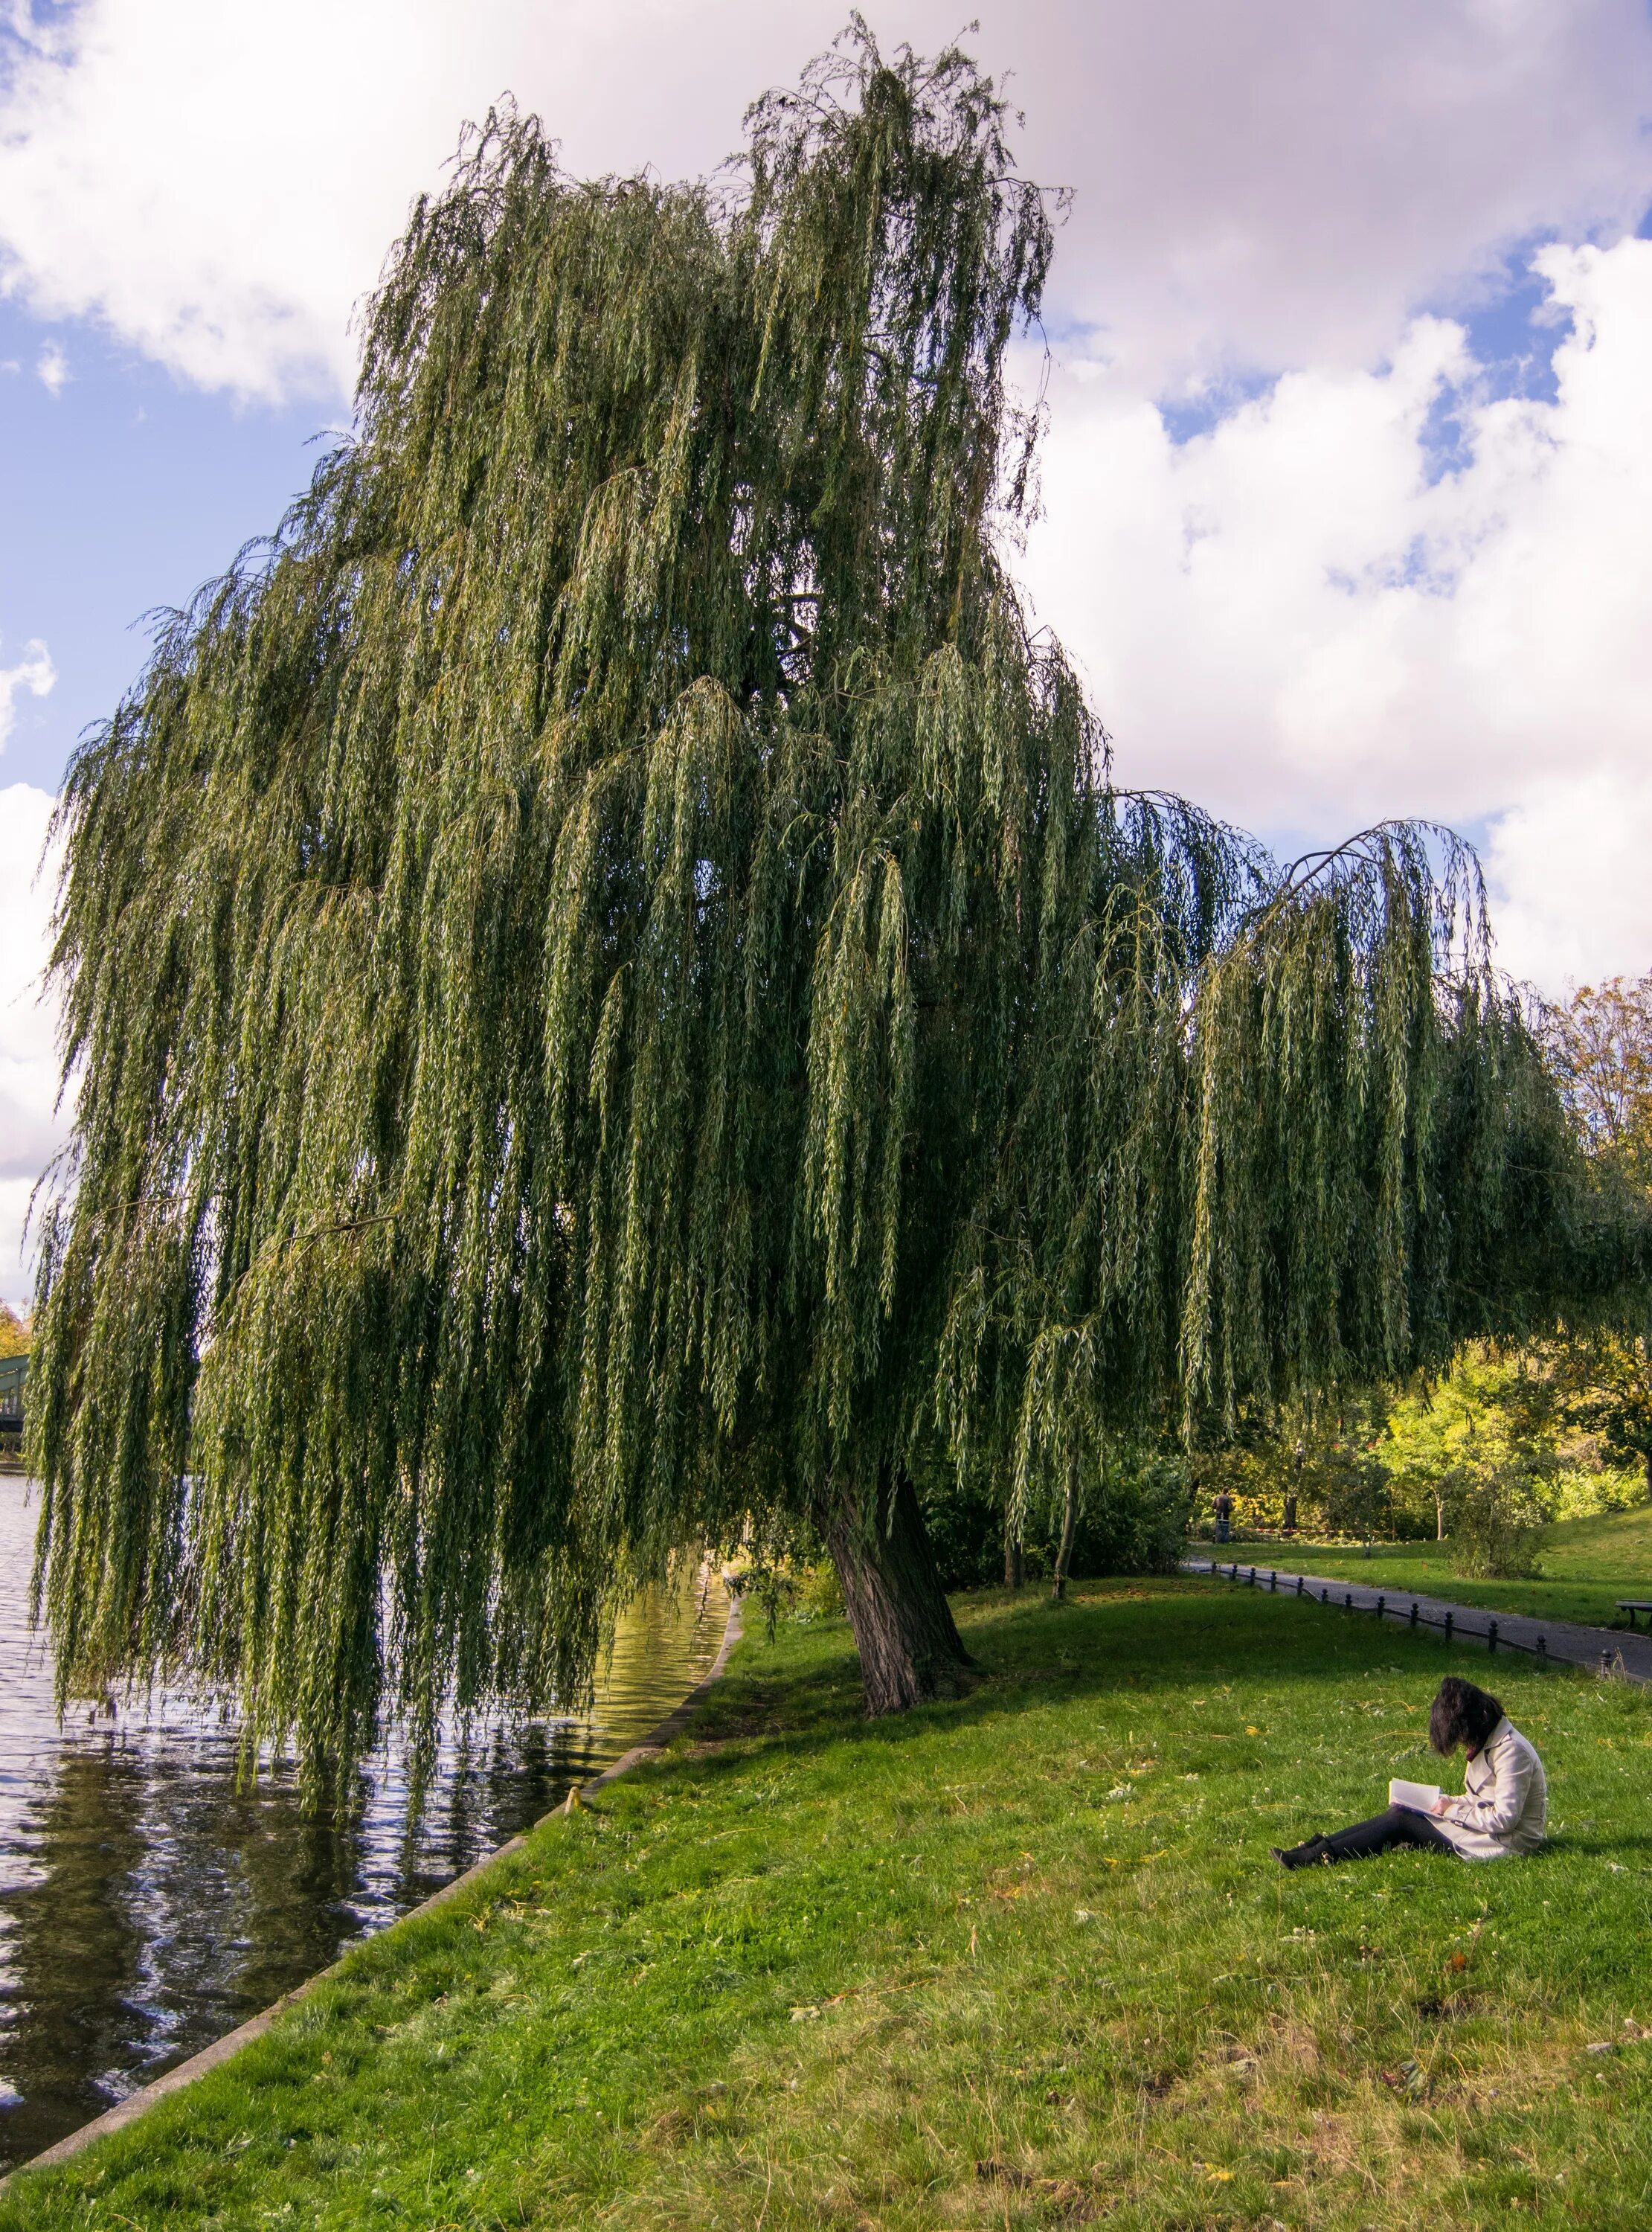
[7,1577,1652,2231]
[1209,1501,1652,1630]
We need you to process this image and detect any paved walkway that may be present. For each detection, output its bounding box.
[1183,1556,1652,1686]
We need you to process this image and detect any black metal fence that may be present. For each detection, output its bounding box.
[1193,1557,1630,1681]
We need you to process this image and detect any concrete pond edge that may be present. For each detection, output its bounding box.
[2,1591,746,2191]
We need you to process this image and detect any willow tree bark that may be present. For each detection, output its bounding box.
[819,1468,973,1714]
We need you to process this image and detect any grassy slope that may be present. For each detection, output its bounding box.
[7,1578,1652,2232]
[1230,1503,1652,1629]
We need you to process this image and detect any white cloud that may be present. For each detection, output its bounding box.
[1021,235,1652,992]
[0,638,54,751]
[0,0,1645,1003]
[1009,0,1652,393]
[1485,770,1652,990]
[33,338,67,394]
[0,783,62,1308]
[0,0,839,400]
[0,1,1647,400]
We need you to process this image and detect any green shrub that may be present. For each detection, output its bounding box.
[792,1562,846,1623]
[1447,1462,1546,1580]
[919,1449,1191,1588]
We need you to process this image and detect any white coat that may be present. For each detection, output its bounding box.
[1436,1717,1546,1859]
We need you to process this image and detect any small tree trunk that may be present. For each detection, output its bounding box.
[819,1466,974,1715]
[1003,1517,1025,1590]
[1051,1461,1080,1602]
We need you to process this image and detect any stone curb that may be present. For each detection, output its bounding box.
[1,1591,745,2190]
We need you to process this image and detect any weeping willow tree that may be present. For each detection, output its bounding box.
[26,30,1635,1770]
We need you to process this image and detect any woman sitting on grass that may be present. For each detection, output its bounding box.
[1273,1675,1547,1869]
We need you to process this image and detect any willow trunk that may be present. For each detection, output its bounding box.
[1050,1460,1080,1602]
[1003,1519,1025,1590]
[818,1468,973,1714]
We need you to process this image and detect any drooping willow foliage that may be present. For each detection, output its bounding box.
[27,30,1635,1769]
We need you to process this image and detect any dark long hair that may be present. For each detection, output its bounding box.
[1430,1675,1504,1756]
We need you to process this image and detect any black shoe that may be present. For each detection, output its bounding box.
[1273,1835,1330,1871]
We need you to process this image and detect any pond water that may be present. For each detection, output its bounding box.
[0,1471,730,2171]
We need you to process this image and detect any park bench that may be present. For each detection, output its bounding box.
[1616,1602,1652,1630]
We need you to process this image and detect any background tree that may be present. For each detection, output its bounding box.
[1381,1350,1561,1572]
[1545,975,1652,1187]
[1548,1330,1652,1501]
[1535,975,1652,1497]
[27,31,1643,1779]
[0,1306,28,1360]
[1376,1350,1558,1542]
[1186,1396,1392,1542]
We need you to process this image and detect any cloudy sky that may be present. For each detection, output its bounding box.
[1,0,1651,1306]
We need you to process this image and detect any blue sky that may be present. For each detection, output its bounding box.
[0,301,327,792]
[1,0,1651,1306]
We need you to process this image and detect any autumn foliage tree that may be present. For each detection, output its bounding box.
[26,31,1641,1776]
[1546,975,1652,1186]
[1537,975,1652,1497]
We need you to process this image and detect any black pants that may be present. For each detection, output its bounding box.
[1285,1804,1456,1866]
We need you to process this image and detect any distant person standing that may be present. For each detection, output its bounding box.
[1282,1492,1297,1536]
[1213,1489,1233,1545]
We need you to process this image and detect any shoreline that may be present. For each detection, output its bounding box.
[0,1588,745,2190]
[6,1577,1651,2231]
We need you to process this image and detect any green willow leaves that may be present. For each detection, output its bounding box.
[26,30,1631,1773]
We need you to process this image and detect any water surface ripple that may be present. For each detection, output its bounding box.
[0,1472,728,2170]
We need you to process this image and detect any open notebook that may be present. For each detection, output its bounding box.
[1389,1777,1442,1812]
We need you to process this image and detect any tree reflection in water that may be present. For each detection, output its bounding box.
[0,1477,726,2170]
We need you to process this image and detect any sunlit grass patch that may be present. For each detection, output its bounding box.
[5,1576,1651,2230]
[1249,1501,1652,1629]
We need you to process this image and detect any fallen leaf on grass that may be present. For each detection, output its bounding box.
[1446,1953,1469,1973]
[1379,2059,1427,2097]
[790,2005,820,2021]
